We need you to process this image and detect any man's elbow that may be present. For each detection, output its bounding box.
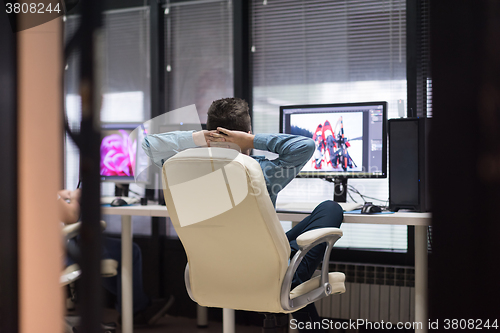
[142,136,151,150]
[303,138,315,160]
[142,136,155,160]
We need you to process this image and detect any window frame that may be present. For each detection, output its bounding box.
[66,0,426,266]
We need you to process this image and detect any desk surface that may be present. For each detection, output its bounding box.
[102,203,431,226]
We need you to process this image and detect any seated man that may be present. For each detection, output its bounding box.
[58,188,174,327]
[142,97,343,333]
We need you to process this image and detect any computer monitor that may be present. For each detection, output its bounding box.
[100,123,150,187]
[280,102,387,201]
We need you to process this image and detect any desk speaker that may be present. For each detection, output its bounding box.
[388,118,431,212]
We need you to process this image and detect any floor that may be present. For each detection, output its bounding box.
[114,315,262,333]
[67,308,357,333]
[66,309,264,333]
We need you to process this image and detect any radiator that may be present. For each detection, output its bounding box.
[316,263,416,324]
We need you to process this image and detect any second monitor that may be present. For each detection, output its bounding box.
[280,102,387,201]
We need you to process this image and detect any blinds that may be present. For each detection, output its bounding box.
[252,0,408,251]
[423,1,431,118]
[164,0,233,122]
[101,7,151,123]
[252,0,406,87]
[251,0,406,134]
[419,0,432,117]
[64,7,151,194]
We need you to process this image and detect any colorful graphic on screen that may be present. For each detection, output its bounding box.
[100,130,137,177]
[290,112,363,172]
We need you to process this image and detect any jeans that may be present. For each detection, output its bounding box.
[66,236,151,314]
[101,237,151,314]
[285,200,344,332]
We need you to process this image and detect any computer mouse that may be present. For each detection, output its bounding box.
[110,198,128,207]
[361,203,382,214]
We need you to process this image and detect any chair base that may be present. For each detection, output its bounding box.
[262,313,288,333]
[70,322,117,333]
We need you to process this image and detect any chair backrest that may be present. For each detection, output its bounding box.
[162,147,291,312]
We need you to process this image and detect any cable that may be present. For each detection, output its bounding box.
[64,116,81,148]
[127,189,142,197]
[348,185,383,202]
[62,20,83,149]
[347,184,388,205]
[347,189,358,203]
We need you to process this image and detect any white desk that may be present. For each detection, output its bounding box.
[277,203,430,333]
[102,203,430,333]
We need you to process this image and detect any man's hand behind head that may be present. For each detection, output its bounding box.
[204,130,227,147]
[193,128,252,153]
[213,128,255,153]
[193,130,225,147]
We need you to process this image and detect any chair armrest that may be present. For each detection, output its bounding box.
[62,222,81,240]
[280,228,343,312]
[62,220,107,240]
[184,263,196,302]
[296,228,343,248]
[290,272,345,300]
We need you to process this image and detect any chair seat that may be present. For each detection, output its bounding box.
[61,264,81,286]
[60,259,118,286]
[290,272,345,300]
[100,259,118,278]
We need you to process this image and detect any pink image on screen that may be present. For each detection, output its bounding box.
[100,130,137,176]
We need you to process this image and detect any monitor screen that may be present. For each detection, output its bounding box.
[100,123,149,183]
[280,102,387,178]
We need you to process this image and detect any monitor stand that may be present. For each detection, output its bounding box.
[115,183,129,197]
[324,177,348,203]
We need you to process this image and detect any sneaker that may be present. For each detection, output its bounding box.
[118,295,175,328]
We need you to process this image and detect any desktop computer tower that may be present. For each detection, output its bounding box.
[388,118,431,212]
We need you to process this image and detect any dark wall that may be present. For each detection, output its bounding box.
[0,8,18,333]
[429,0,500,319]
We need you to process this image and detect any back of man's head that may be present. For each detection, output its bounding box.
[206,97,251,133]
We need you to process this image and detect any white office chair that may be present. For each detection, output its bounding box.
[61,221,118,286]
[161,147,345,331]
[60,221,118,333]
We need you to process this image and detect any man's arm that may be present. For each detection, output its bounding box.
[253,133,315,170]
[213,128,315,202]
[142,130,222,167]
[214,127,314,171]
[253,133,315,202]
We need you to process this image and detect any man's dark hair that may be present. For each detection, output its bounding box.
[206,97,251,132]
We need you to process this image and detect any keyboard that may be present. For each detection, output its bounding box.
[276,202,362,212]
